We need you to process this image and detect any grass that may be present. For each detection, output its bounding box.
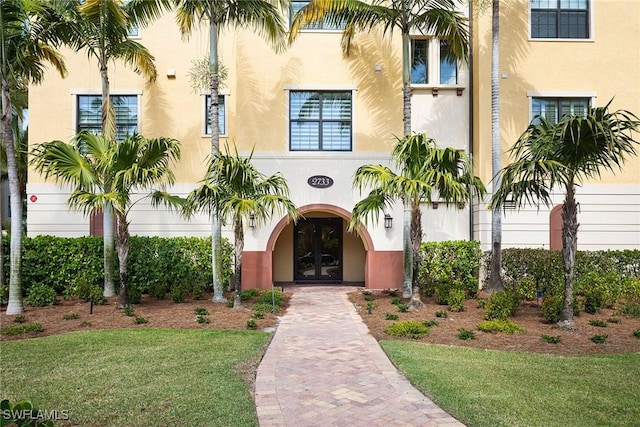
[382,341,640,427]
[0,329,270,427]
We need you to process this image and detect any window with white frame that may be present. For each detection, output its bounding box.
[77,95,138,141]
[290,91,352,151]
[531,97,590,124]
[411,38,458,85]
[531,0,590,39]
[290,1,345,30]
[205,95,226,135]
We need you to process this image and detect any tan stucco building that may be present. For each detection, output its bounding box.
[26,1,640,290]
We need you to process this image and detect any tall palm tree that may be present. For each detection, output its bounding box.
[1,0,68,315]
[290,0,469,137]
[186,145,298,309]
[52,0,158,298]
[492,102,640,329]
[291,0,469,297]
[32,132,181,308]
[129,0,288,302]
[350,133,485,307]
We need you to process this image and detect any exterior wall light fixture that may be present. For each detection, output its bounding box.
[384,213,393,229]
[249,213,255,228]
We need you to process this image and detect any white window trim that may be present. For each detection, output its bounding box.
[527,91,597,120]
[284,87,357,154]
[528,0,595,42]
[202,89,230,137]
[71,90,143,137]
[409,37,465,89]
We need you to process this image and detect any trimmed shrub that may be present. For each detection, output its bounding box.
[448,288,465,312]
[384,321,429,339]
[170,282,191,303]
[484,290,519,320]
[477,319,524,334]
[542,296,563,324]
[25,283,57,307]
[419,240,482,298]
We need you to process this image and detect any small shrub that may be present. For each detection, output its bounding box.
[0,399,56,427]
[252,311,265,319]
[397,303,409,313]
[13,315,26,324]
[258,289,283,307]
[366,302,377,314]
[633,329,640,339]
[25,283,57,307]
[63,312,79,320]
[590,334,608,344]
[484,290,519,320]
[448,288,465,312]
[240,288,261,300]
[589,319,607,327]
[384,321,429,339]
[423,320,439,327]
[541,296,563,324]
[364,295,374,302]
[541,334,562,344]
[1,322,44,336]
[457,328,475,340]
[477,319,524,334]
[476,300,486,309]
[194,306,210,316]
[127,286,142,304]
[192,283,205,300]
[134,316,148,324]
[246,319,258,330]
[385,313,399,320]
[584,288,604,314]
[387,289,399,297]
[253,302,275,313]
[619,301,640,318]
[123,306,135,317]
[148,281,166,300]
[435,310,448,318]
[77,279,106,305]
[196,315,211,324]
[391,297,402,305]
[227,299,235,308]
[80,320,92,327]
[170,282,191,303]
[435,283,451,305]
[606,317,621,324]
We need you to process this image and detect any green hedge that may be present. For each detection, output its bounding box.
[1,235,233,298]
[418,240,482,299]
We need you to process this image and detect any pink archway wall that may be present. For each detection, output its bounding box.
[241,203,404,290]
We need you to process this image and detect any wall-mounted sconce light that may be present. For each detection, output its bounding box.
[456,87,464,96]
[166,69,176,79]
[432,201,439,209]
[249,212,255,228]
[384,213,393,229]
[374,64,382,72]
[431,87,439,97]
[458,202,466,209]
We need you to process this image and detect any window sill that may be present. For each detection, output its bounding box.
[528,37,594,43]
[411,85,466,96]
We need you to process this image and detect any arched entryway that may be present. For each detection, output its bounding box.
[241,204,403,289]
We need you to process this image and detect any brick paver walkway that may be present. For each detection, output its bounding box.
[254,286,464,426]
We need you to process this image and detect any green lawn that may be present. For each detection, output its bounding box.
[0,329,270,427]
[382,341,640,427]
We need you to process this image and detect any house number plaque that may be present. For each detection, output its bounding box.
[307,175,334,189]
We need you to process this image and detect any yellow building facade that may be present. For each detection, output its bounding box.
[26,1,639,290]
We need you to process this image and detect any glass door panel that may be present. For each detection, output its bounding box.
[295,218,342,281]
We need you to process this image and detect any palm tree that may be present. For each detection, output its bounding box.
[186,145,298,309]
[129,0,288,302]
[1,0,68,315]
[350,133,485,307]
[492,101,640,329]
[291,0,469,297]
[290,0,469,137]
[53,0,158,298]
[32,132,181,308]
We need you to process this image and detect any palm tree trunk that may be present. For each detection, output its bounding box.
[409,204,424,308]
[489,0,503,293]
[209,18,226,303]
[115,212,130,308]
[401,201,412,298]
[559,180,578,329]
[100,62,116,298]
[232,219,243,309]
[2,80,23,315]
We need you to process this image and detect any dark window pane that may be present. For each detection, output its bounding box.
[77,95,137,141]
[411,39,428,84]
[290,91,351,151]
[532,10,557,38]
[205,95,226,135]
[440,41,457,85]
[532,0,588,39]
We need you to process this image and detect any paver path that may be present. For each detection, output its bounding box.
[255,286,464,426]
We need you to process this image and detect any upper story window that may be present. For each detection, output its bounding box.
[205,95,226,135]
[531,0,590,39]
[127,24,139,38]
[77,95,138,141]
[411,38,458,85]
[531,97,589,124]
[291,1,345,30]
[290,91,352,151]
